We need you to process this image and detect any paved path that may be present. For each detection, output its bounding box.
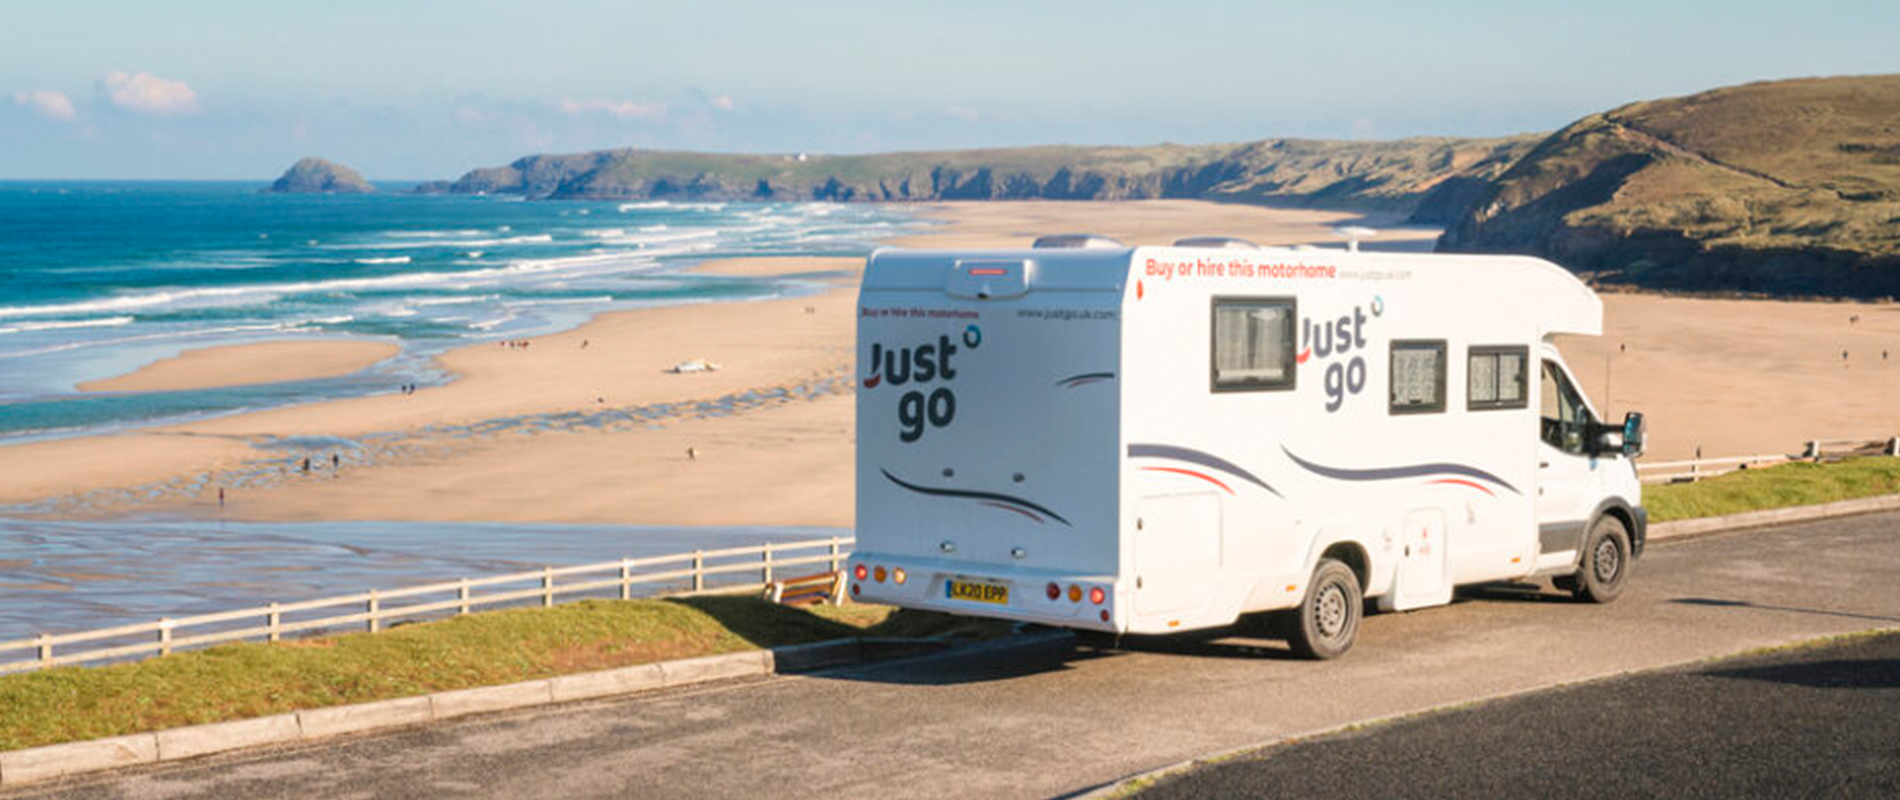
[1139,629,1900,799]
[10,513,1900,800]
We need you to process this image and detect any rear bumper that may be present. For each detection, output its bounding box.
[847,552,1122,632]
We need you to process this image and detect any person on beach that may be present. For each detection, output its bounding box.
[332,453,340,470]
[301,457,312,474]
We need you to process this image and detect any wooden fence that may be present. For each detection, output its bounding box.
[1636,438,1900,484]
[0,536,852,675]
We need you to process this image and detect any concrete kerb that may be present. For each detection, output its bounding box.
[0,638,887,789]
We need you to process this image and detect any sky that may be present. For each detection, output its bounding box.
[2,0,1896,180]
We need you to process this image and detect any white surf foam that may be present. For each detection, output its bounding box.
[0,316,136,335]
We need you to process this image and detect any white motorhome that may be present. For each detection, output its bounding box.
[849,236,1646,658]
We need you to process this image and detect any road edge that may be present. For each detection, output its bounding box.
[0,638,872,788]
[1062,625,1900,800]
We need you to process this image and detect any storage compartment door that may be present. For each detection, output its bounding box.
[1392,508,1452,610]
[1133,493,1222,615]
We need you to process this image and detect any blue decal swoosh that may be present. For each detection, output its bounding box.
[1056,371,1116,387]
[1281,447,1521,495]
[881,469,1072,526]
[1127,444,1282,497]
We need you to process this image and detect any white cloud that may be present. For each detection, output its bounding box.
[709,94,734,111]
[11,89,76,122]
[100,70,199,115]
[557,98,666,121]
[945,106,981,123]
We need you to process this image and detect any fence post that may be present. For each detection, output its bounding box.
[268,602,281,643]
[367,590,380,633]
[37,633,51,667]
[1806,440,1822,460]
[829,537,841,574]
[542,566,555,608]
[762,543,774,586]
[620,558,633,601]
[692,550,705,593]
[458,579,471,615]
[158,618,173,657]
[1888,437,1899,457]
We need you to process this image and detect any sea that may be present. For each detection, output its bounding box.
[0,181,915,442]
[0,181,908,639]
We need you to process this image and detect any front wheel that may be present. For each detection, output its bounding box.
[1284,558,1362,660]
[1571,515,1632,603]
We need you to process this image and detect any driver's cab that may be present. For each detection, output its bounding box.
[1533,344,1646,573]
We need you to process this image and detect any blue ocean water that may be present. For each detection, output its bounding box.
[0,181,913,440]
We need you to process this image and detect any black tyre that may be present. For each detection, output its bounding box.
[1571,515,1632,603]
[1284,558,1362,660]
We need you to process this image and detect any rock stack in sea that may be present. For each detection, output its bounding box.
[265,157,376,194]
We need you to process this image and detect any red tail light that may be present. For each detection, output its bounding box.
[1045,582,1060,600]
[853,564,868,580]
[1089,587,1106,605]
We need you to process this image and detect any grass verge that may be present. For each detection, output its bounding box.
[0,597,1005,752]
[1645,456,1900,522]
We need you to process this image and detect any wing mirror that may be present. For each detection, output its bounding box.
[1621,412,1646,457]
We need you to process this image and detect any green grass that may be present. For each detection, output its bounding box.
[0,597,1004,752]
[1646,457,1900,521]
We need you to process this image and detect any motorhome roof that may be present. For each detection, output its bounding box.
[1032,234,1126,250]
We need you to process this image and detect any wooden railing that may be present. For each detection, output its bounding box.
[1636,438,1900,484]
[0,536,852,675]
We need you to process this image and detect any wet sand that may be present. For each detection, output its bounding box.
[2,201,1898,527]
[78,340,400,392]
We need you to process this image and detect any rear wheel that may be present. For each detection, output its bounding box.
[1284,558,1362,660]
[1571,515,1632,603]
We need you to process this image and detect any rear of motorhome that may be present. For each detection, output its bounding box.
[849,238,1645,658]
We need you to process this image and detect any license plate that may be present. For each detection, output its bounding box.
[947,580,1009,605]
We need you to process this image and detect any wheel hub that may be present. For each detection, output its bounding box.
[1314,584,1348,639]
[1594,537,1621,583]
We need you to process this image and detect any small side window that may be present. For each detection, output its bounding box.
[1468,345,1529,410]
[1211,297,1296,392]
[1389,340,1446,414]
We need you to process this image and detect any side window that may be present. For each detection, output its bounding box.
[1211,297,1296,392]
[1389,340,1447,414]
[1468,346,1529,410]
[1540,359,1593,454]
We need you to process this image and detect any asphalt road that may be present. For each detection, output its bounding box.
[1138,629,1900,800]
[8,512,1900,800]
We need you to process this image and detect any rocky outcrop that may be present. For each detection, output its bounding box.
[265,157,376,194]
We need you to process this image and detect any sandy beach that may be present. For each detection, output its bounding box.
[77,340,401,393]
[5,200,1899,526]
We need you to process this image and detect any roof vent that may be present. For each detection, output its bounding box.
[1032,234,1126,250]
[1173,236,1259,250]
[1332,226,1378,253]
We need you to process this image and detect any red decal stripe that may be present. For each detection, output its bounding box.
[1296,348,1312,364]
[1428,478,1496,497]
[1141,466,1235,495]
[979,501,1044,523]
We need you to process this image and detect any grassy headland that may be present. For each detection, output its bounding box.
[1439,75,1900,297]
[417,136,1538,217]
